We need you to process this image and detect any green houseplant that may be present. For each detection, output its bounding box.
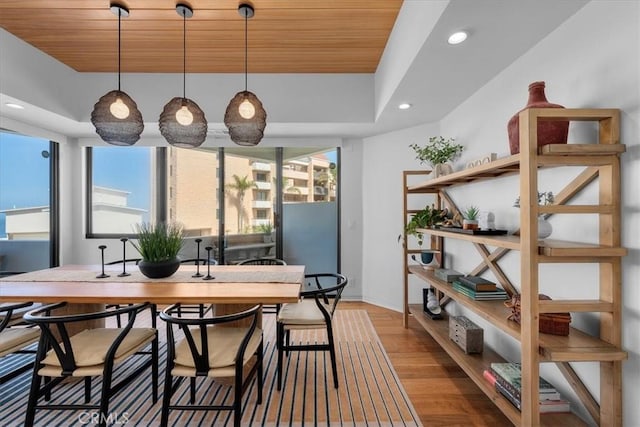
[409,136,464,177]
[131,222,184,278]
[462,206,480,230]
[405,204,446,246]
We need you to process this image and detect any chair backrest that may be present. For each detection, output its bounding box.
[160,304,260,375]
[238,258,286,266]
[105,258,142,265]
[0,301,35,331]
[302,273,348,319]
[24,302,151,374]
[179,258,217,266]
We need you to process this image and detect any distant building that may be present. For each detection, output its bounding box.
[168,148,336,235]
[2,186,146,239]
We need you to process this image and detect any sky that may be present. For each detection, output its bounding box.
[0,132,50,238]
[0,132,151,237]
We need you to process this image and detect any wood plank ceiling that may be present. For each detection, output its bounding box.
[0,0,403,73]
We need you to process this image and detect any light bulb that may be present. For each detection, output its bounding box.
[175,105,194,126]
[238,99,256,119]
[109,98,130,119]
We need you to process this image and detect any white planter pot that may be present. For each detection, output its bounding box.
[538,216,552,239]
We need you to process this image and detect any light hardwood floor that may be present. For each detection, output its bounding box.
[342,301,511,427]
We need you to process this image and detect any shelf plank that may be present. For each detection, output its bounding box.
[417,229,627,257]
[408,267,627,362]
[539,204,614,214]
[408,305,587,427]
[417,228,521,249]
[540,144,625,156]
[539,241,627,257]
[538,299,614,313]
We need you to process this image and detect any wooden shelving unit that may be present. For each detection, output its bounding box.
[402,108,627,426]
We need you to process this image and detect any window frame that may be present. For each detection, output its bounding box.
[85,147,167,239]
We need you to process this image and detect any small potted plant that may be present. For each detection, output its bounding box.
[131,221,184,278]
[462,206,480,230]
[409,136,464,177]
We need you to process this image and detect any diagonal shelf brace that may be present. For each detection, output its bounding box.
[556,361,600,425]
[472,243,517,296]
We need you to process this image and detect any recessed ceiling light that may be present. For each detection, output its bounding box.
[5,102,25,110]
[398,103,412,110]
[448,31,468,45]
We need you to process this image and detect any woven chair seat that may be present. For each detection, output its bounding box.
[278,300,331,328]
[173,326,262,378]
[39,327,156,377]
[0,328,40,357]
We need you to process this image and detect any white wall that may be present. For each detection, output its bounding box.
[362,1,639,424]
[361,121,440,309]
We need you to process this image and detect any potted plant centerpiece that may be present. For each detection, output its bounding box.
[131,222,184,278]
[409,136,464,178]
[462,206,480,230]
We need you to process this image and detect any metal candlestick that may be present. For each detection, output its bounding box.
[96,245,110,278]
[118,237,130,277]
[192,238,203,278]
[203,246,215,280]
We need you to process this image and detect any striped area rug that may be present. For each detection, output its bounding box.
[1,309,421,426]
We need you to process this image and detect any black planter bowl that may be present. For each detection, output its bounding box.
[138,258,180,279]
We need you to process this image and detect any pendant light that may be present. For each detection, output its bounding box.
[159,4,208,148]
[91,3,144,146]
[224,3,267,146]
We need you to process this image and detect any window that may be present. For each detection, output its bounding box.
[86,147,156,236]
[255,172,268,182]
[0,130,59,271]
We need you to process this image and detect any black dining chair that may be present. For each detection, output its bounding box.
[276,273,348,390]
[0,301,40,385]
[237,257,287,315]
[159,303,263,427]
[104,259,142,327]
[23,302,158,427]
[177,258,218,317]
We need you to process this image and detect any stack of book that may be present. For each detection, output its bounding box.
[484,362,570,413]
[451,276,508,300]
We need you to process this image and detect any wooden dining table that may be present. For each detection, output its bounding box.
[0,264,304,330]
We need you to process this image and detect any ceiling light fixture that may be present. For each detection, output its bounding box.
[398,103,412,110]
[224,3,267,146]
[159,4,207,148]
[448,31,468,45]
[91,3,144,146]
[5,103,25,110]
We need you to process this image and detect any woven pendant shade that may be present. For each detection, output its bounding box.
[224,90,267,146]
[91,4,144,146]
[224,4,266,146]
[158,4,207,148]
[159,97,207,148]
[91,89,144,146]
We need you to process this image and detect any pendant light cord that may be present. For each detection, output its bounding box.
[244,10,248,92]
[182,9,186,99]
[117,8,122,91]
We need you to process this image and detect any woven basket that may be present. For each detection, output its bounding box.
[504,294,571,336]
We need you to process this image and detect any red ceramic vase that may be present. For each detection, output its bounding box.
[507,81,569,155]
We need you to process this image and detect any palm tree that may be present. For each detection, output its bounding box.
[226,174,256,233]
[316,164,337,201]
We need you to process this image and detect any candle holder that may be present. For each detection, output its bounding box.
[192,238,203,278]
[118,237,131,277]
[203,246,215,280]
[96,245,110,279]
